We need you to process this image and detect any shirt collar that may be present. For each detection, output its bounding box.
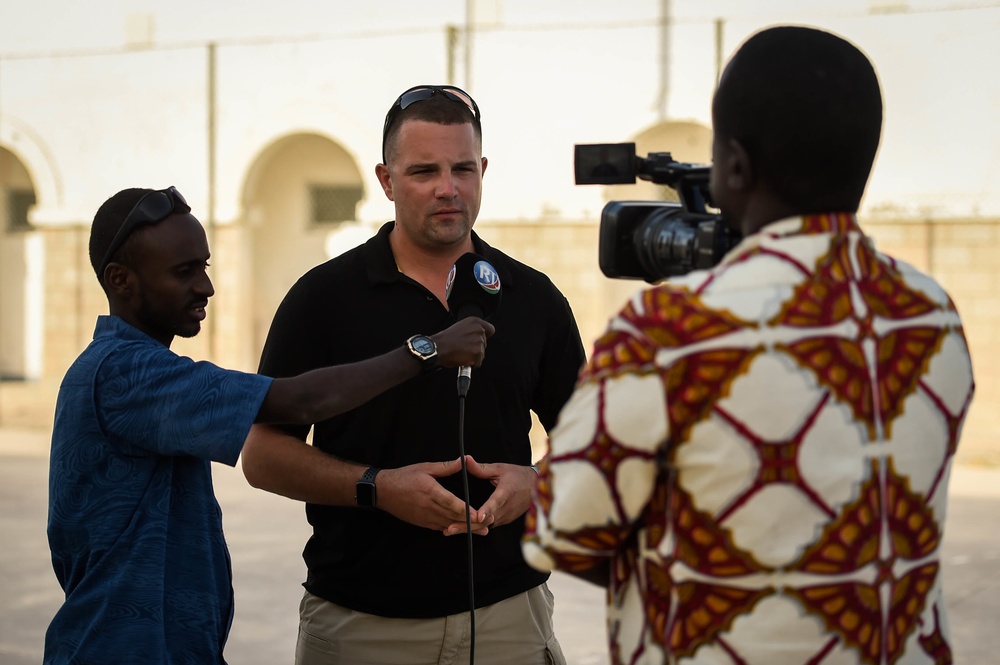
[94,314,157,343]
[363,221,517,288]
[758,212,862,238]
[720,212,866,268]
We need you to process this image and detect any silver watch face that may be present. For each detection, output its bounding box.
[411,336,435,356]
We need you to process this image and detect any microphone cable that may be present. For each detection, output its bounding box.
[446,253,501,665]
[457,368,476,665]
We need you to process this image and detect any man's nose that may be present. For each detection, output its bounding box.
[436,174,458,198]
[197,271,215,298]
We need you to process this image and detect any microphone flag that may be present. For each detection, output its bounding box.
[447,253,501,321]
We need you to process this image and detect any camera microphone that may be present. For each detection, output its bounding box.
[446,252,501,397]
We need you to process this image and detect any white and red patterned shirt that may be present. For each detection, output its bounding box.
[523,213,974,665]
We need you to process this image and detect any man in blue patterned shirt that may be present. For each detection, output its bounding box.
[45,186,493,664]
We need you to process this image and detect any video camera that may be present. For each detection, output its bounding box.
[575,142,741,283]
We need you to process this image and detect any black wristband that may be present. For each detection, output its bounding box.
[355,466,381,508]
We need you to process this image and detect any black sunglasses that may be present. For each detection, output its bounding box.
[99,186,191,278]
[381,85,481,163]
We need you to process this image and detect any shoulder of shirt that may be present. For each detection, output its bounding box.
[473,232,564,295]
[280,224,566,297]
[66,318,180,384]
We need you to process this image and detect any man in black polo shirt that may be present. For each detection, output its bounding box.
[243,85,585,664]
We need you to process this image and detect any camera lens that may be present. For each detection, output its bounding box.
[634,208,700,280]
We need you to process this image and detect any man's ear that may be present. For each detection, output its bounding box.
[104,263,134,298]
[375,162,394,202]
[724,138,754,193]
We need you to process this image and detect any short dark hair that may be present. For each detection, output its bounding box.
[712,26,883,211]
[382,94,482,165]
[89,188,153,287]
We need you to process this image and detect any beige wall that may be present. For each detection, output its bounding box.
[2,215,997,467]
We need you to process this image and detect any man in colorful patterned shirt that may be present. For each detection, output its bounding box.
[45,187,492,664]
[523,25,975,665]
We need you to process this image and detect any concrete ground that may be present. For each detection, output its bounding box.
[2,426,998,664]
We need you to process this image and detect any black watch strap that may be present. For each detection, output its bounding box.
[355,466,381,509]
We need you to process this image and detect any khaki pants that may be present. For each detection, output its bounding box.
[295,584,567,665]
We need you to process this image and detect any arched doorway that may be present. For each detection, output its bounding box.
[242,132,366,362]
[0,147,42,382]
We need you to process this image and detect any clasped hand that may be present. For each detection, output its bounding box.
[375,454,536,536]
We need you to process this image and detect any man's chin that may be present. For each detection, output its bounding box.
[176,323,202,339]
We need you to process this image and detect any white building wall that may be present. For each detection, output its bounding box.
[0,1,998,228]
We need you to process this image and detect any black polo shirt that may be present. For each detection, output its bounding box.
[258,221,586,618]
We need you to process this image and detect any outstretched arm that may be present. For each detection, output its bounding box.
[254,317,494,425]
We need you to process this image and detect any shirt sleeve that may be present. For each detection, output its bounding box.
[522,297,668,575]
[96,342,272,466]
[532,284,587,432]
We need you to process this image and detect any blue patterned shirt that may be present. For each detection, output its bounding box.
[45,315,272,664]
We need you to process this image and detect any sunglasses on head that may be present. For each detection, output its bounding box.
[381,85,481,163]
[99,186,191,277]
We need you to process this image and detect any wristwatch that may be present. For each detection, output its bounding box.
[355,466,381,509]
[406,334,438,373]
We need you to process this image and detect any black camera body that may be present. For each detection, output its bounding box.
[575,142,741,283]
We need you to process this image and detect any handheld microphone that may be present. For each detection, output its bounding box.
[446,253,501,397]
